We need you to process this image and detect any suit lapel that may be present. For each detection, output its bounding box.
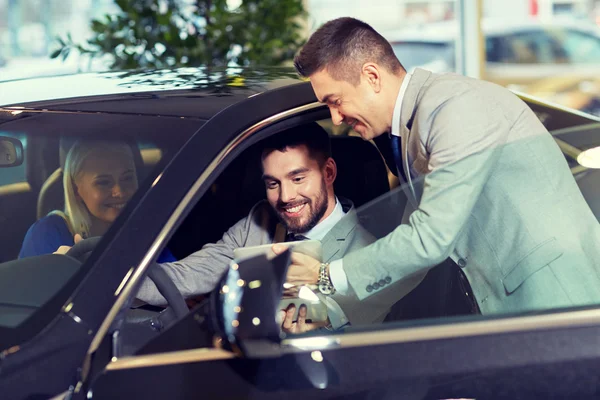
[399,68,432,205]
[320,199,357,262]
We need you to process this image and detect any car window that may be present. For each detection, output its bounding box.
[500,30,564,64]
[557,29,600,63]
[485,37,504,62]
[102,99,600,364]
[0,110,191,332]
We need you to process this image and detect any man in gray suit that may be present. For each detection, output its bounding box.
[285,17,600,315]
[136,123,420,329]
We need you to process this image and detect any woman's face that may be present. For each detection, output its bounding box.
[74,149,138,226]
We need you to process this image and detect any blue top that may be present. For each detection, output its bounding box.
[19,214,176,262]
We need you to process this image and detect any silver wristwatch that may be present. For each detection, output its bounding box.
[317,262,336,295]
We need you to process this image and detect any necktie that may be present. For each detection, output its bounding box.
[390,134,407,182]
[286,233,308,242]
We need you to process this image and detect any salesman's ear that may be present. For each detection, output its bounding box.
[362,63,382,93]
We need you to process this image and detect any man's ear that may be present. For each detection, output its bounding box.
[362,63,382,93]
[323,157,337,185]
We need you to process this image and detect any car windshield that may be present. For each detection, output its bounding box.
[0,106,194,335]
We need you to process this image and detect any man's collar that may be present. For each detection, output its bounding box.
[391,73,412,138]
[398,68,433,133]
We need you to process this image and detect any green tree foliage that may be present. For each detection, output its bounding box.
[51,0,307,70]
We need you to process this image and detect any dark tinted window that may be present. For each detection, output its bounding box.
[499,30,564,63]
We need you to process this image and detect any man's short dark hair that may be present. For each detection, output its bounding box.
[294,17,404,85]
[261,122,331,167]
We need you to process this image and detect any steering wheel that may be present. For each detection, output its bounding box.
[65,236,189,321]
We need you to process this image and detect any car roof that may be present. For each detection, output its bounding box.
[0,67,303,118]
[385,17,600,43]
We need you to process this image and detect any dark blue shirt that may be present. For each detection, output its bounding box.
[19,214,176,262]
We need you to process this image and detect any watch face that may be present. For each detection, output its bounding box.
[319,283,332,295]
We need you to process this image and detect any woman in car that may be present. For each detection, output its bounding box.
[19,140,175,262]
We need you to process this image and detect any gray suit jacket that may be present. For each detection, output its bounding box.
[137,198,411,325]
[344,68,600,315]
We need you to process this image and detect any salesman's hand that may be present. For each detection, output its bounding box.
[53,234,83,255]
[272,244,320,293]
[278,303,329,334]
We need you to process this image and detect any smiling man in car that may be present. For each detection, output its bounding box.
[136,122,422,330]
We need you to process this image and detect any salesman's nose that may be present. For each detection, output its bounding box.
[329,107,344,126]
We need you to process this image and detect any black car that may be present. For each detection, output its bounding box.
[1,68,600,400]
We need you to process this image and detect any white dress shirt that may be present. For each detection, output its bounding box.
[329,73,412,296]
[302,196,345,240]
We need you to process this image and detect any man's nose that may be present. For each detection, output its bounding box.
[329,107,344,126]
[279,181,297,203]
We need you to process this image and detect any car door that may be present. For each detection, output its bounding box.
[80,82,600,400]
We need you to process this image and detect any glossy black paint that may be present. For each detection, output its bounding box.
[89,312,600,400]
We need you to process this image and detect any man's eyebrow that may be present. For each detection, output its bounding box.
[287,167,310,177]
[320,94,334,104]
[261,168,310,181]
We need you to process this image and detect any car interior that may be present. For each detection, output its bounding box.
[1,108,600,353]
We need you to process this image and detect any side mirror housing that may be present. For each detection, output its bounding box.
[211,250,291,358]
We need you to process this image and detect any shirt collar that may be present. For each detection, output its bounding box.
[391,73,412,138]
[301,196,345,241]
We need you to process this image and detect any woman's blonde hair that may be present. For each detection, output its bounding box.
[56,140,136,238]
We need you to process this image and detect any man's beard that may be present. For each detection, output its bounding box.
[276,180,329,234]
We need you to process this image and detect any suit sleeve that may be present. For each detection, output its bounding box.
[343,88,511,300]
[135,207,262,305]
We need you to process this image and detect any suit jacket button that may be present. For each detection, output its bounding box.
[458,258,467,268]
[379,279,386,286]
[385,277,391,283]
[366,285,373,292]
[373,283,380,290]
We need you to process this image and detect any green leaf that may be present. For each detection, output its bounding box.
[49,48,62,59]
[61,48,71,61]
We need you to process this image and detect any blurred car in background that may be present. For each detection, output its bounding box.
[386,17,600,116]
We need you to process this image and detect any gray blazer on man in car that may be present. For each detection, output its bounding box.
[342,68,600,315]
[136,197,423,326]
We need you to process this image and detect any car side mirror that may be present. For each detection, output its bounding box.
[0,136,24,168]
[211,249,291,358]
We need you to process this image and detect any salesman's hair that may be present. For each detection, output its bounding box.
[261,122,332,167]
[294,17,404,85]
